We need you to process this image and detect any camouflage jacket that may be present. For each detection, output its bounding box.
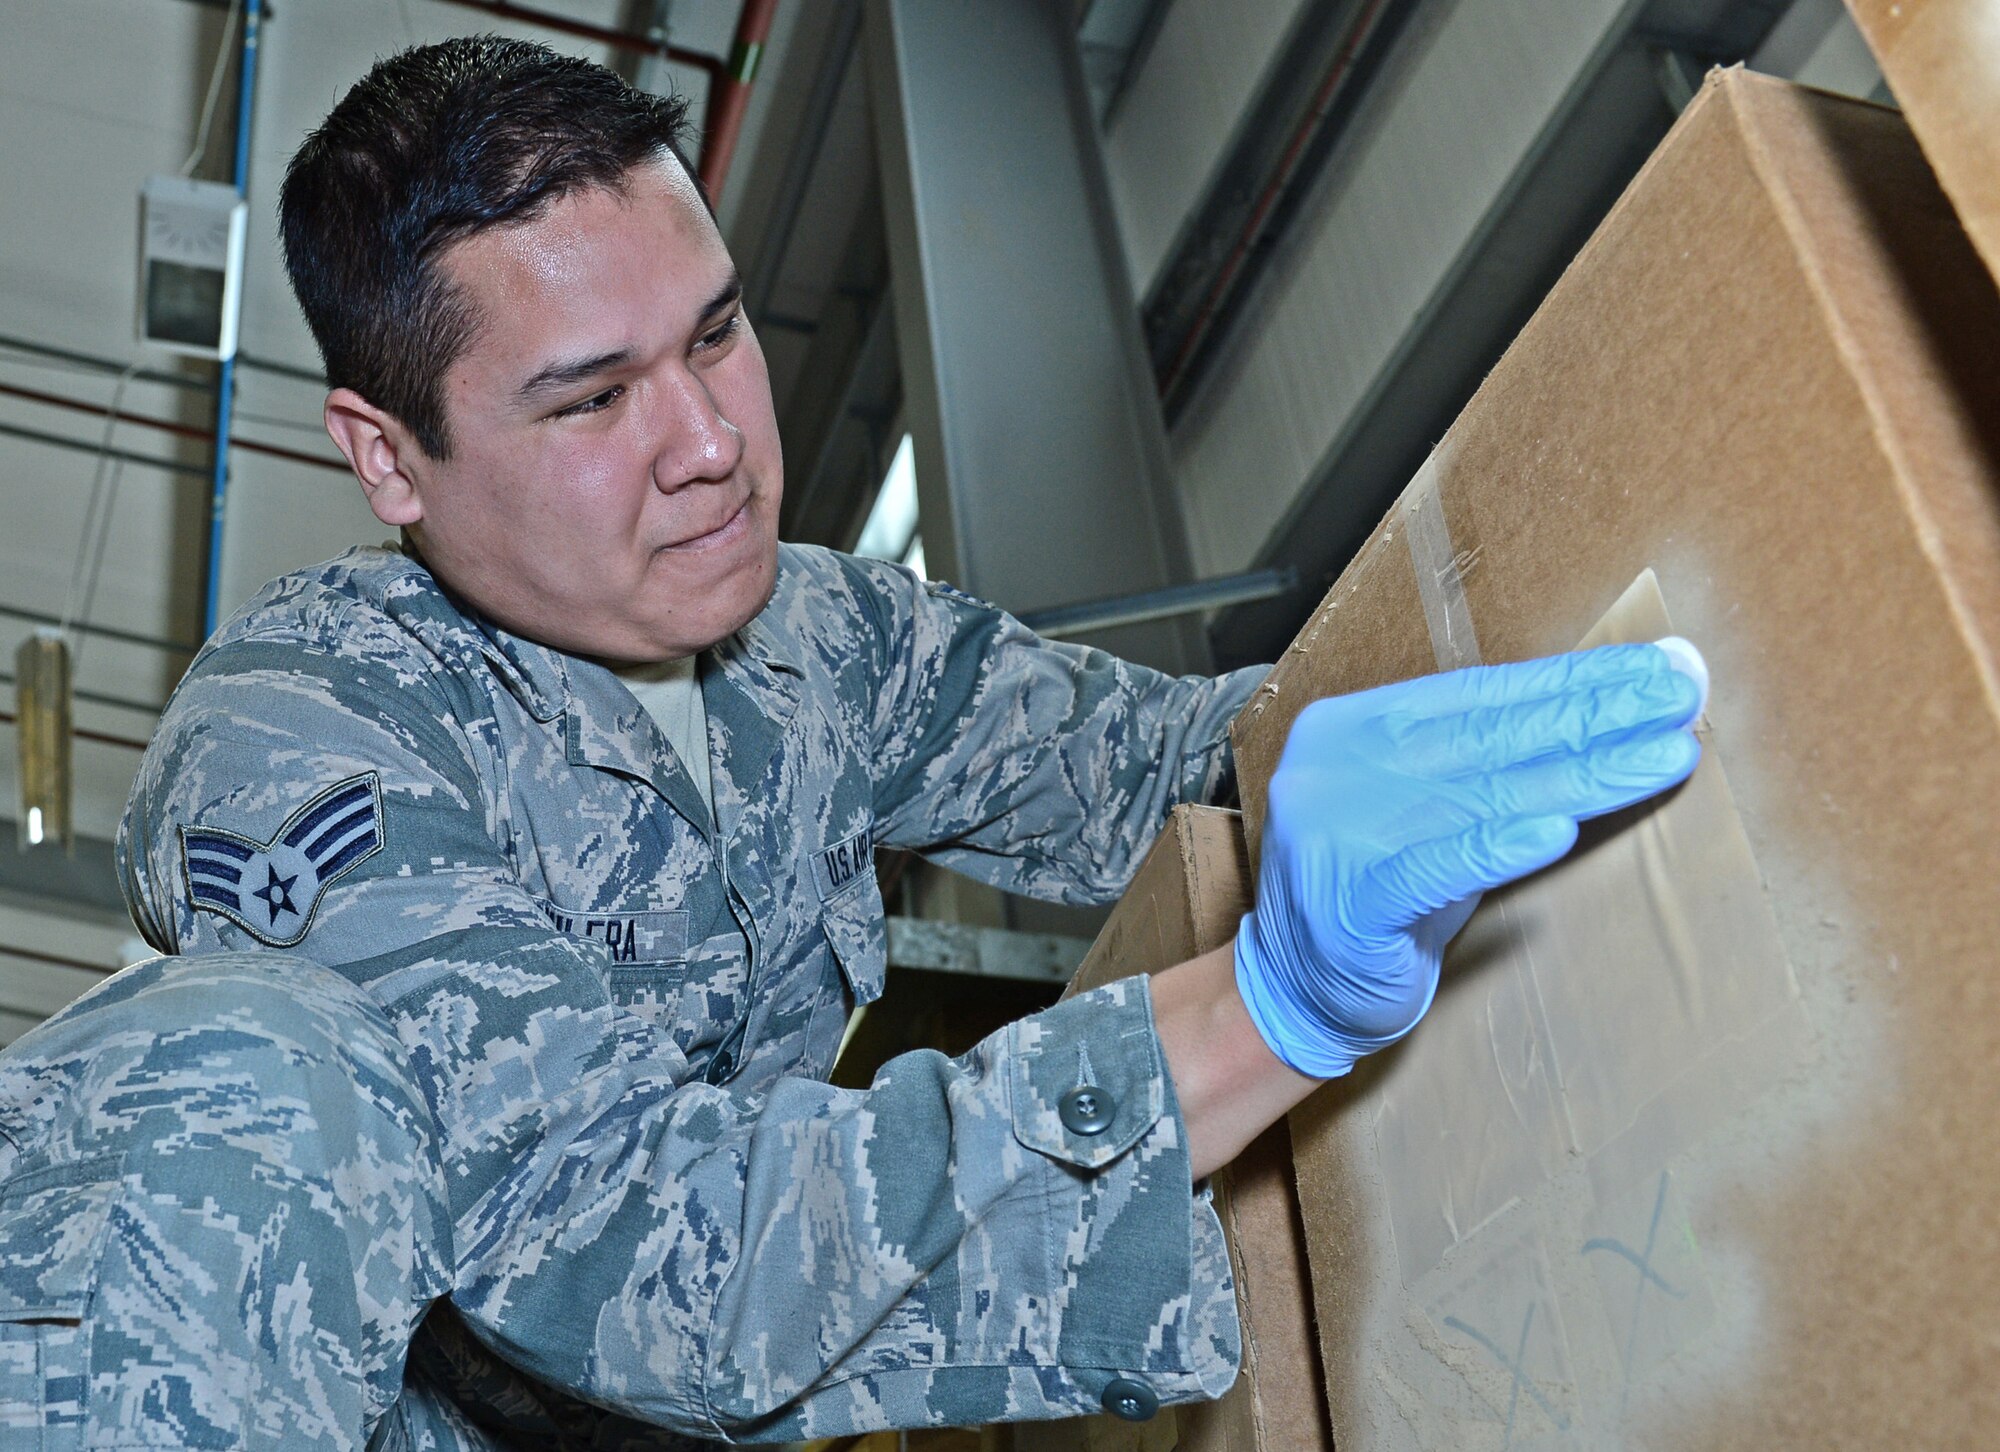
[117,543,1262,1442]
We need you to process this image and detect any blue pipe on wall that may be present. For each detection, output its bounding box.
[202,0,264,638]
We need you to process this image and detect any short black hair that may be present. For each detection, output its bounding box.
[280,36,697,459]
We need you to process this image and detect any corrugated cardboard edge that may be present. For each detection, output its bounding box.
[1060,806,1332,1452]
[1845,0,2000,293]
[1721,67,2000,725]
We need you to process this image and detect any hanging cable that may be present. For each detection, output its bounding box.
[56,365,140,672]
[201,0,265,636]
[180,0,246,178]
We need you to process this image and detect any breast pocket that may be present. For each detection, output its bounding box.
[810,818,886,1009]
[820,872,888,1009]
[0,1157,120,1449]
[539,902,692,1016]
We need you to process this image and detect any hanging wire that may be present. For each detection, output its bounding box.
[180,0,247,179]
[0,346,119,380]
[0,346,325,437]
[57,365,142,672]
[229,406,332,436]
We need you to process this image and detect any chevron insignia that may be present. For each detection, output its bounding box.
[179,772,384,947]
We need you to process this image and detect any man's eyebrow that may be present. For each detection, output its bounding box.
[700,271,744,322]
[516,347,637,403]
[514,273,745,404]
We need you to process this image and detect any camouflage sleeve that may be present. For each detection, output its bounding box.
[828,553,1267,905]
[116,624,1239,1439]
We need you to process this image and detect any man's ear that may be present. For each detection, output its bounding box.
[324,389,428,527]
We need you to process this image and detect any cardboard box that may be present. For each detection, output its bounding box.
[1023,805,1331,1452]
[1229,69,2000,1447]
[1846,0,2000,284]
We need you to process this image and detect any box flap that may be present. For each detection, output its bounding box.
[1846,0,2000,290]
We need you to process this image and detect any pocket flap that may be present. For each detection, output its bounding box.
[1007,983,1165,1170]
[821,882,888,1007]
[0,1156,121,1320]
[607,963,692,1013]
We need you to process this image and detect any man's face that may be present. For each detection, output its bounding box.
[398,155,782,663]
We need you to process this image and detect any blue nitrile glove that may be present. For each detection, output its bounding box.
[1236,640,1708,1079]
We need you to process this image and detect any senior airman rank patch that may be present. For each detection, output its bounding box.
[179,772,384,947]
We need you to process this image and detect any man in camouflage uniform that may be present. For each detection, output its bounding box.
[0,37,1258,1450]
[0,34,1711,1452]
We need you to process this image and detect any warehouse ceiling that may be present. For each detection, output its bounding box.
[0,0,1886,932]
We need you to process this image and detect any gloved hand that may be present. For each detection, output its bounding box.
[1237,640,1708,1079]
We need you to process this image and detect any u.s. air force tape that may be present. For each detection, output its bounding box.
[812,824,874,902]
[180,772,384,948]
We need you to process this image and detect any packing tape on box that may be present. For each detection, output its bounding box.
[1341,571,1814,1445]
[1402,453,1483,670]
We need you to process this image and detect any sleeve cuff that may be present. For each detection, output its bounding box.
[1008,978,1244,1413]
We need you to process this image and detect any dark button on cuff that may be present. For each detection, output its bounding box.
[1102,1377,1158,1422]
[1058,1085,1115,1136]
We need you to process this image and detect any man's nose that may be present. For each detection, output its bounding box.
[650,370,744,489]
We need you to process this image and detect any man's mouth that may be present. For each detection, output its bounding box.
[660,499,751,553]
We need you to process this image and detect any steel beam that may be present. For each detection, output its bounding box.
[864,0,1206,673]
[1018,567,1298,638]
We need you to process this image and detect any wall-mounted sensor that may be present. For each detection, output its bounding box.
[139,174,247,360]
